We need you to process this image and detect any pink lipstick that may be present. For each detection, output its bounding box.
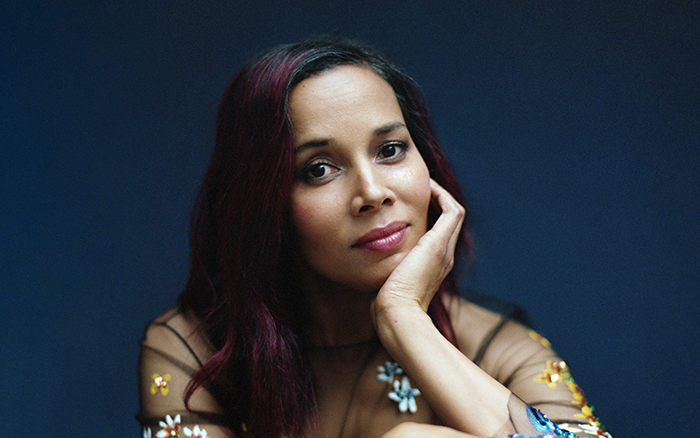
[353,221,408,252]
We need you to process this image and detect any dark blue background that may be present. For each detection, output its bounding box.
[2,1,698,436]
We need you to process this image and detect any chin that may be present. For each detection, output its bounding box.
[356,257,405,292]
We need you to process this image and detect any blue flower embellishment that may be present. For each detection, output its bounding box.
[388,376,421,413]
[510,405,579,438]
[377,361,403,382]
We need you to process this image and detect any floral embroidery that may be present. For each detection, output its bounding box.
[157,414,182,438]
[510,404,577,438]
[559,423,613,438]
[534,359,610,437]
[377,361,403,382]
[377,361,420,413]
[146,415,210,438]
[183,425,209,438]
[528,330,552,349]
[573,404,609,435]
[388,376,421,414]
[151,373,171,396]
[534,360,569,388]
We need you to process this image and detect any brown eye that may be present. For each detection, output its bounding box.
[309,164,328,178]
[380,144,398,158]
[302,161,339,182]
[378,142,408,161]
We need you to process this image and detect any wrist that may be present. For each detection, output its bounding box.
[372,300,434,353]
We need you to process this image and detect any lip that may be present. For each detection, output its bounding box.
[352,221,408,252]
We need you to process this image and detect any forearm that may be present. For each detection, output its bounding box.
[374,303,513,437]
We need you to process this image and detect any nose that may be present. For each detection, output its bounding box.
[350,165,395,216]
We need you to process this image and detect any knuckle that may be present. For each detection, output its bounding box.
[456,204,466,217]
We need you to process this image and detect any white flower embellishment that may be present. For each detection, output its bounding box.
[183,425,209,438]
[388,376,421,413]
[559,422,612,438]
[377,361,403,382]
[377,361,420,413]
[156,414,181,438]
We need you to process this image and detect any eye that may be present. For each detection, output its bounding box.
[377,142,408,161]
[302,161,339,182]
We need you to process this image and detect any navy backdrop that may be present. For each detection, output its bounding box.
[2,1,698,437]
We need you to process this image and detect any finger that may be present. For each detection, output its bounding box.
[430,179,465,225]
[429,179,465,251]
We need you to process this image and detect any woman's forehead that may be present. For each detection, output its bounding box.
[288,65,404,141]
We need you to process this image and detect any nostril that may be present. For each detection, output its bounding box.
[359,205,371,213]
[382,198,391,205]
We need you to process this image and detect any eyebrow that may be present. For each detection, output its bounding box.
[373,121,406,136]
[294,121,407,153]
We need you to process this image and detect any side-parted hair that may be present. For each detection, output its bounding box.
[179,34,472,438]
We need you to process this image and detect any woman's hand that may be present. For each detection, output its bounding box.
[373,178,465,317]
[369,180,512,437]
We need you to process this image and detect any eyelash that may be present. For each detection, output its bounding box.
[377,141,408,161]
[300,141,409,183]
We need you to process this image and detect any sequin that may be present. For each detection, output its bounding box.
[528,330,552,349]
[535,360,569,388]
[510,405,578,438]
[377,361,403,382]
[559,423,613,438]
[151,373,171,396]
[377,361,420,413]
[183,425,209,438]
[388,376,421,414]
[533,359,610,436]
[156,414,181,438]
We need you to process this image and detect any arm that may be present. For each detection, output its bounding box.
[468,314,612,438]
[138,309,236,438]
[374,180,610,438]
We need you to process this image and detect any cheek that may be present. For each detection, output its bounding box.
[289,190,338,253]
[398,159,432,213]
[290,196,317,244]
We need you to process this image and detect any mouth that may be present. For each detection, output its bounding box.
[352,221,408,252]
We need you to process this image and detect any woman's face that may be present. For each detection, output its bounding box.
[288,65,431,294]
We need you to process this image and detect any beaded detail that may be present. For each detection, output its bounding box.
[528,330,553,349]
[534,360,569,388]
[151,373,171,396]
[146,414,210,438]
[183,425,209,438]
[534,360,610,436]
[510,405,578,438]
[156,414,181,438]
[377,361,420,413]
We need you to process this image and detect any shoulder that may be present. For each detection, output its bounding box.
[140,307,216,372]
[443,295,547,362]
[444,295,564,383]
[443,297,496,357]
[139,308,230,434]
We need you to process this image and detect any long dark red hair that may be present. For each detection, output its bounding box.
[179,35,472,438]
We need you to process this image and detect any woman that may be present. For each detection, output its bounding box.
[138,35,611,438]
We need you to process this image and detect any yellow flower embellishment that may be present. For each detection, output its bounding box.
[528,330,552,349]
[575,405,595,419]
[534,360,569,388]
[151,373,171,395]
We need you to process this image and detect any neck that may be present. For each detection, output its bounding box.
[299,270,377,348]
